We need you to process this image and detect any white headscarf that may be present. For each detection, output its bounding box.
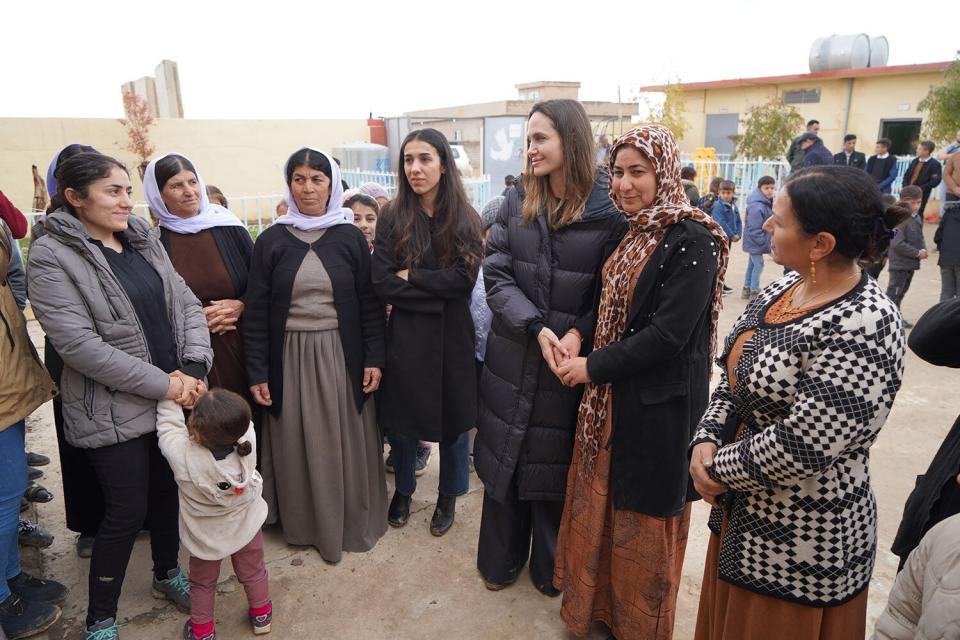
[274,148,353,232]
[143,152,245,234]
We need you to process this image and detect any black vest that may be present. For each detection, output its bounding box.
[870,156,896,183]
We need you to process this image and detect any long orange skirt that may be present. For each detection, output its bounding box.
[694,529,868,640]
[554,420,692,640]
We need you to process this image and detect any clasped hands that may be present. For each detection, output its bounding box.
[205,299,244,335]
[536,327,590,387]
[165,370,206,409]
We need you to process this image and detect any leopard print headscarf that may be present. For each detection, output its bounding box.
[576,125,729,478]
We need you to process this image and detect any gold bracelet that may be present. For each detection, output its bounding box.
[565,328,583,341]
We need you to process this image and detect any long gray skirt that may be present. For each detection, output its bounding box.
[262,329,387,562]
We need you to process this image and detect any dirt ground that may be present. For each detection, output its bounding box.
[18,223,958,640]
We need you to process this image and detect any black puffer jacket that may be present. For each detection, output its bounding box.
[475,173,627,503]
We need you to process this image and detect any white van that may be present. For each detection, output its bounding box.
[449,144,473,177]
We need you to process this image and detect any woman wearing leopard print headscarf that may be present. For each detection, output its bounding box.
[553,125,729,639]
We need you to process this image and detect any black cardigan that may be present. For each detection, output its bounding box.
[585,220,721,516]
[159,226,253,299]
[243,224,385,416]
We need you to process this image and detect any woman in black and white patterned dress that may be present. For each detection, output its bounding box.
[689,165,910,640]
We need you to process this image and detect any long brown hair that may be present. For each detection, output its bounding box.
[522,99,596,228]
[387,128,482,273]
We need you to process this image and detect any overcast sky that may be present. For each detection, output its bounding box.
[3,0,957,120]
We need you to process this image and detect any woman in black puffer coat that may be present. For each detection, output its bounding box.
[474,99,626,595]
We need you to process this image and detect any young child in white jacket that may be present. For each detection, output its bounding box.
[156,390,271,640]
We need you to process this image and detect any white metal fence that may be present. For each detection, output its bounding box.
[679,154,917,200]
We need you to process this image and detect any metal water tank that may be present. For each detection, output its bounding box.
[332,142,390,173]
[809,34,871,72]
[869,36,890,67]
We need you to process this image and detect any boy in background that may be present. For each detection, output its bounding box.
[711,180,742,295]
[887,185,927,327]
[742,176,776,300]
[697,177,722,214]
[681,166,699,206]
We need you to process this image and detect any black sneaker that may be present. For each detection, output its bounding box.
[27,468,42,481]
[7,572,67,605]
[415,445,432,477]
[18,521,53,549]
[25,452,49,467]
[0,593,60,639]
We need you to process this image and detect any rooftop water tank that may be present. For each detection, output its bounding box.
[809,34,871,72]
[869,36,890,68]
[332,142,390,173]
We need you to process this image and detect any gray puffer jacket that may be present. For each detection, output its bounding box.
[27,211,212,449]
[873,513,960,640]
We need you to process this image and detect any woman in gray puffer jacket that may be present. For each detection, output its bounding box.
[28,153,212,640]
[873,514,960,640]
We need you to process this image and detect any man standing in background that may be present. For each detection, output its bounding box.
[786,120,820,171]
[902,141,943,216]
[834,134,866,169]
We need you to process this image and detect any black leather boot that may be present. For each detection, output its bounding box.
[388,490,411,527]
[430,494,456,536]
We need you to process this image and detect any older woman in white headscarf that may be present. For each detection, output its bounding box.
[243,148,387,560]
[142,153,255,409]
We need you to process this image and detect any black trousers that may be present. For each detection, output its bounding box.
[46,337,105,537]
[477,475,563,591]
[887,269,915,308]
[84,432,180,625]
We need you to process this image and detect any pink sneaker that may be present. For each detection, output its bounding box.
[250,602,272,635]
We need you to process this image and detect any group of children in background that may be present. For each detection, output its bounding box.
[684,169,928,317]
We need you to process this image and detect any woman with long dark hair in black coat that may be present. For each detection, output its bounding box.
[372,128,483,536]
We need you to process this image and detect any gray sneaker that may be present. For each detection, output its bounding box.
[415,445,432,477]
[18,520,53,548]
[86,617,120,640]
[152,568,190,613]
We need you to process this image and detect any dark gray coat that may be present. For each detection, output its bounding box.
[474,173,626,503]
[27,211,212,449]
[888,212,927,271]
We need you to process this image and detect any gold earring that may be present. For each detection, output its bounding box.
[809,260,817,284]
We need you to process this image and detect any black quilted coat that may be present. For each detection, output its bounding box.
[474,172,626,503]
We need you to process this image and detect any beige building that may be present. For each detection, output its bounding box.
[0,117,370,219]
[404,81,637,173]
[640,61,951,156]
